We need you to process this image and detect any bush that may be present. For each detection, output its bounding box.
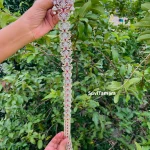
[135,2,150,45]
[0,0,150,149]
[4,0,33,14]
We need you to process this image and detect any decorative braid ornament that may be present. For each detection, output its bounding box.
[52,0,74,149]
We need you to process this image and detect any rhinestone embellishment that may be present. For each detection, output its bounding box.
[52,0,74,149]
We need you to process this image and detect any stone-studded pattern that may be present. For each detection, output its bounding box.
[52,0,74,149]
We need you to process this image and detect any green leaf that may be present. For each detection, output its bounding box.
[8,133,13,138]
[0,84,2,91]
[78,1,91,17]
[38,140,43,149]
[41,134,45,140]
[46,136,52,141]
[76,94,90,100]
[91,0,100,4]
[27,55,35,63]
[120,65,126,76]
[137,34,150,42]
[0,13,10,27]
[112,49,119,63]
[81,86,86,92]
[141,2,150,11]
[141,30,150,35]
[124,78,141,89]
[43,89,58,100]
[125,94,130,102]
[74,106,78,113]
[99,115,105,139]
[135,142,142,150]
[87,24,92,36]
[92,112,100,128]
[127,64,132,75]
[141,146,150,150]
[75,0,84,7]
[107,81,121,91]
[0,0,4,8]
[73,81,80,86]
[80,18,89,23]
[91,6,104,14]
[78,21,85,39]
[16,94,24,104]
[147,122,150,130]
[30,137,36,144]
[86,13,98,20]
[128,87,140,101]
[26,44,36,52]
[142,17,150,22]
[3,75,15,82]
[27,86,34,93]
[114,90,121,103]
[135,21,150,27]
[89,100,99,108]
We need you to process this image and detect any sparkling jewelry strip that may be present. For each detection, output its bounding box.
[52,0,74,149]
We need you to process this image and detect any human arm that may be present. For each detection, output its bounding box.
[0,17,34,63]
[0,0,59,63]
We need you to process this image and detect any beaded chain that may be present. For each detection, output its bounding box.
[52,0,74,149]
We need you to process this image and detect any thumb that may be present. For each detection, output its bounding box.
[58,138,69,150]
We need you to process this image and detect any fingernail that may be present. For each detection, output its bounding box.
[52,11,57,15]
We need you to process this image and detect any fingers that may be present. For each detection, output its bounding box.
[33,0,53,10]
[49,9,58,17]
[50,9,59,25]
[50,131,65,144]
[46,9,59,29]
[45,132,69,150]
[45,131,65,150]
[58,138,69,150]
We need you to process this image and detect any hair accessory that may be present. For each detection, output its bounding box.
[52,0,74,149]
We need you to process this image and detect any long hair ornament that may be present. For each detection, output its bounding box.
[52,0,74,149]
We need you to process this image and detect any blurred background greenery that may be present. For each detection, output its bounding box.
[0,0,150,150]
[4,0,33,14]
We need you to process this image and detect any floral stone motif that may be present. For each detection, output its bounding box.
[52,0,74,149]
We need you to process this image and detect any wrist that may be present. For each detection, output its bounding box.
[17,10,36,42]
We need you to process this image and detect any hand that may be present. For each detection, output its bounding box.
[20,0,59,40]
[45,132,69,150]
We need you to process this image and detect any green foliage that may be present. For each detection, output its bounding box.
[0,0,4,8]
[135,2,150,44]
[4,0,34,14]
[0,0,150,150]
